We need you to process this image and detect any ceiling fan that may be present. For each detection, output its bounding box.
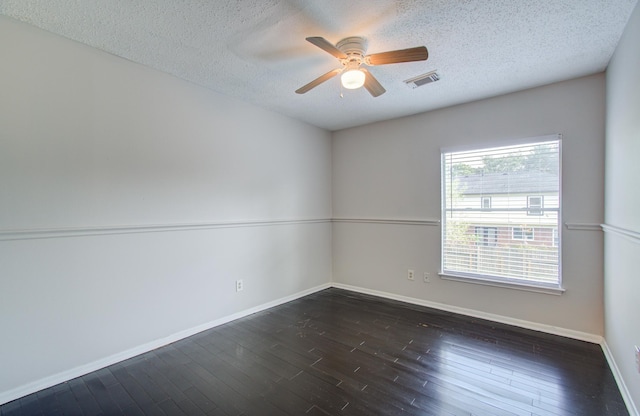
[296,36,428,97]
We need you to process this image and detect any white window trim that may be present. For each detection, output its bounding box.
[440,134,561,154]
[475,226,498,247]
[441,134,563,293]
[439,272,565,295]
[527,195,544,216]
[512,226,534,241]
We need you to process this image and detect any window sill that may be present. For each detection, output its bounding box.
[439,272,565,295]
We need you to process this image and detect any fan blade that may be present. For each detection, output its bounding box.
[296,68,342,94]
[306,37,347,59]
[365,46,428,66]
[362,69,386,97]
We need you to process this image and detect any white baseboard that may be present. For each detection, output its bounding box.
[601,341,639,416]
[330,282,603,344]
[0,283,331,406]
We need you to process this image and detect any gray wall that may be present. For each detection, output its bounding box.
[3,5,638,411]
[0,16,332,402]
[605,2,640,412]
[333,74,606,338]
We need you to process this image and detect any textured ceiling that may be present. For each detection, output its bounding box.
[1,0,637,131]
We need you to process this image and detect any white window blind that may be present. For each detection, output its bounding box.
[441,138,561,288]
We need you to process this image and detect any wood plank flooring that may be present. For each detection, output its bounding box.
[0,288,629,415]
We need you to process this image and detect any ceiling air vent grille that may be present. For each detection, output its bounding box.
[404,71,440,88]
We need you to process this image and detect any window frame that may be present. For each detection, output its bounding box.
[475,226,498,247]
[440,134,564,295]
[481,196,492,210]
[512,226,534,241]
[527,195,544,216]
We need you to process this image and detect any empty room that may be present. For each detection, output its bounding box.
[1,1,639,415]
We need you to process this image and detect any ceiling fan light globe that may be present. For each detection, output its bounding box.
[341,69,365,89]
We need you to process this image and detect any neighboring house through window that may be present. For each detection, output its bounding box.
[441,135,562,290]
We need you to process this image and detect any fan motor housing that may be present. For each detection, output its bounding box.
[336,36,367,58]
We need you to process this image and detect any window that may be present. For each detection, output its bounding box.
[512,227,534,240]
[475,226,497,246]
[441,135,561,290]
[527,195,543,216]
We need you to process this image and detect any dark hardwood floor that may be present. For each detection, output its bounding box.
[1,288,628,415]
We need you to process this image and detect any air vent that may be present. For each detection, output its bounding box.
[404,71,440,88]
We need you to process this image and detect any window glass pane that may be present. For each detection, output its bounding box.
[442,138,560,286]
[475,226,497,246]
[527,195,543,216]
[512,227,534,240]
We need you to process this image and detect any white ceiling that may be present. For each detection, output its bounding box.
[1,0,637,131]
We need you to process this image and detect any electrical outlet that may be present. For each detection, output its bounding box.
[635,345,640,373]
[423,272,431,283]
[236,279,243,292]
[407,269,415,281]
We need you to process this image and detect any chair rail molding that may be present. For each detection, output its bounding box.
[0,218,332,241]
[332,217,440,226]
[564,222,603,231]
[601,223,640,245]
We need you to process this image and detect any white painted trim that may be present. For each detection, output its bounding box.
[0,218,332,241]
[332,218,440,226]
[330,282,602,344]
[601,341,639,416]
[564,222,603,231]
[440,133,561,154]
[439,272,565,295]
[0,283,331,406]
[602,223,640,245]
